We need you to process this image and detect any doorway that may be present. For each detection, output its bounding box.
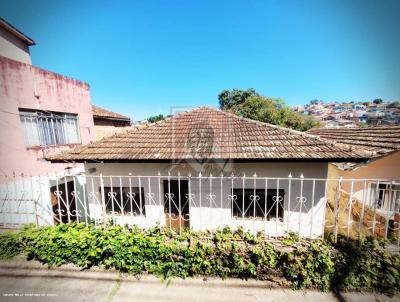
[50,181,77,223]
[163,180,190,229]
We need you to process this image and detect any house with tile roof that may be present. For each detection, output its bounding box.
[307,126,400,237]
[92,105,132,140]
[45,107,376,237]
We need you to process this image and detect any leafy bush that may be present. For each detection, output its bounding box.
[0,231,23,259]
[280,241,335,291]
[332,237,400,295]
[0,223,399,295]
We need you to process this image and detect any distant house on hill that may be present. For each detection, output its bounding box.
[352,104,366,111]
[92,105,131,140]
[323,120,356,128]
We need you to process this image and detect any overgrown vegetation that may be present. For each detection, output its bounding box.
[0,224,399,295]
[218,89,318,131]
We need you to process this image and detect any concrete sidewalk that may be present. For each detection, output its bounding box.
[0,257,398,302]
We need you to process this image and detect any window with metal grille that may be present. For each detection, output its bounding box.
[19,110,81,147]
[369,182,400,211]
[232,188,284,220]
[102,187,146,216]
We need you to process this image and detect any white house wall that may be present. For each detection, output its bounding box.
[84,162,328,237]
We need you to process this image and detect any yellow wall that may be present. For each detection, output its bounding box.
[328,151,400,198]
[338,151,400,181]
[94,125,131,140]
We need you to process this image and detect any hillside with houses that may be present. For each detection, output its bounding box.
[293,99,400,127]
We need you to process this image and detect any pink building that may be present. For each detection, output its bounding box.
[0,56,95,181]
[0,19,140,228]
[0,18,94,182]
[0,18,96,227]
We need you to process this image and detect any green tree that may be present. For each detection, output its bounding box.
[218,88,258,109]
[230,96,318,131]
[373,98,383,104]
[147,114,165,123]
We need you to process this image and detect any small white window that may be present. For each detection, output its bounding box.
[368,182,400,211]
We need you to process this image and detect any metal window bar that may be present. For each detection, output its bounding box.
[119,178,124,216]
[334,177,342,241]
[253,174,257,235]
[265,178,268,234]
[167,173,172,229]
[358,180,367,238]
[321,179,328,240]
[220,173,224,230]
[286,175,291,234]
[208,173,213,230]
[346,180,354,237]
[178,172,182,233]
[19,111,79,147]
[310,179,315,238]
[158,172,162,226]
[275,178,280,238]
[372,180,380,235]
[199,172,202,230]
[298,175,304,238]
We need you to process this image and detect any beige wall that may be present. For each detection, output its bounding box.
[0,27,31,64]
[327,151,400,204]
[331,151,400,190]
[339,151,400,181]
[94,125,131,140]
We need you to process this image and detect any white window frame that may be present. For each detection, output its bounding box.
[368,182,400,212]
[19,110,81,147]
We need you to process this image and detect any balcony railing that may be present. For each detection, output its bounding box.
[0,173,399,245]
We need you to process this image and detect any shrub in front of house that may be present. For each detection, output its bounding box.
[0,223,399,295]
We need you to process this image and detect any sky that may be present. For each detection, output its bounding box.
[1,0,400,121]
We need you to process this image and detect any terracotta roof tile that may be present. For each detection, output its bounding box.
[49,107,371,162]
[307,126,400,154]
[92,105,130,121]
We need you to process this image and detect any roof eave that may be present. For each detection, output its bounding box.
[93,116,131,122]
[47,157,371,164]
[0,17,35,46]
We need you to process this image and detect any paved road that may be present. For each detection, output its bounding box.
[0,258,398,302]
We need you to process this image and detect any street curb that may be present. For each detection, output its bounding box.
[1,257,399,299]
[0,257,285,289]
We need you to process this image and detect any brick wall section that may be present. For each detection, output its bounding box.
[339,191,388,238]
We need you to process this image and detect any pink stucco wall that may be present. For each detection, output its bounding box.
[0,56,94,181]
